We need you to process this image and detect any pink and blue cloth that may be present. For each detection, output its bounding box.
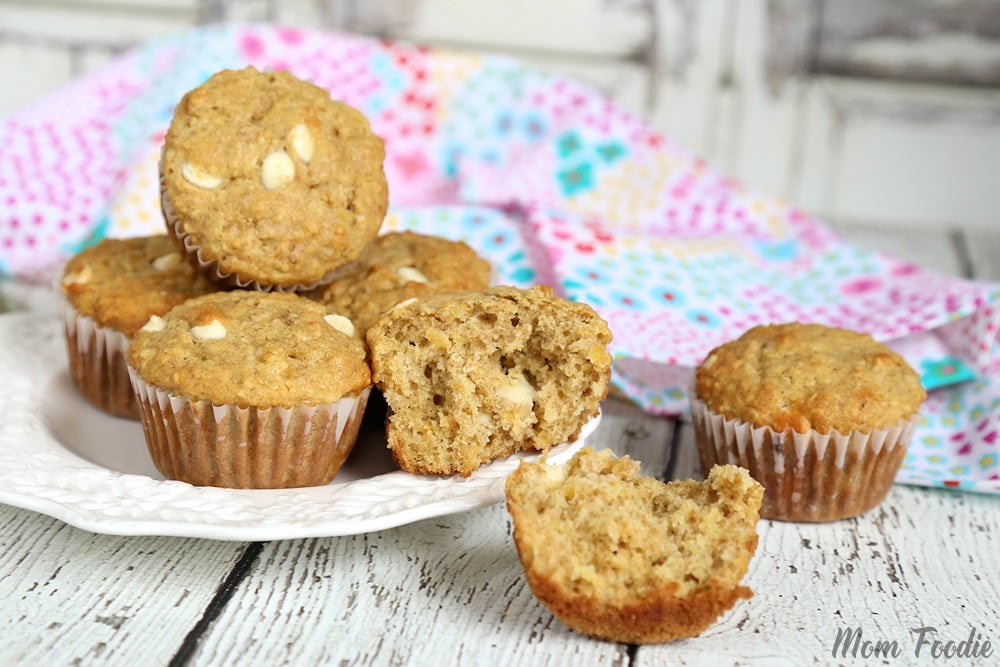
[1,24,998,492]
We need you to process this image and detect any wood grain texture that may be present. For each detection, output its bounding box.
[184,510,629,666]
[0,504,247,666]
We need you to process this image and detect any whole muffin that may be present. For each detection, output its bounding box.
[59,235,216,418]
[127,291,371,488]
[160,67,388,291]
[506,448,763,644]
[367,285,612,476]
[307,231,492,337]
[691,322,926,521]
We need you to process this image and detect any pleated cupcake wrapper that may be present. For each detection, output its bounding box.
[689,393,918,522]
[57,295,137,419]
[128,366,371,488]
[159,173,339,294]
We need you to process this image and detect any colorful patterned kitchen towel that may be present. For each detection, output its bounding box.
[1,25,998,492]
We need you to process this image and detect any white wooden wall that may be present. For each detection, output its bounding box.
[1,0,998,232]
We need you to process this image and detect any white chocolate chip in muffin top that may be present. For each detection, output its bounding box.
[261,150,295,190]
[191,319,227,340]
[181,162,222,189]
[324,313,356,337]
[61,264,93,287]
[288,123,314,163]
[151,252,182,271]
[396,266,429,284]
[141,315,167,333]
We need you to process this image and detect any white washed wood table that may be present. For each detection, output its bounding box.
[1,225,998,667]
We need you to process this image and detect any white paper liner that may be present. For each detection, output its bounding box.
[160,173,341,294]
[57,295,137,419]
[128,365,371,489]
[689,392,917,522]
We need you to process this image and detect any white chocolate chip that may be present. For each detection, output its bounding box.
[497,375,535,406]
[151,252,182,271]
[191,319,227,341]
[260,150,295,190]
[288,124,314,163]
[181,162,222,189]
[141,315,166,333]
[396,266,429,284]
[390,298,419,312]
[61,264,93,286]
[324,313,356,337]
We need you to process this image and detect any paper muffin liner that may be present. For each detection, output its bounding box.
[58,295,138,419]
[159,173,340,294]
[689,392,917,522]
[128,366,371,489]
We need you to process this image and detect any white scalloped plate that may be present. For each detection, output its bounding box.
[0,311,597,540]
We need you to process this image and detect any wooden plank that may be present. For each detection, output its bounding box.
[357,0,652,59]
[184,506,629,665]
[0,504,249,666]
[665,422,701,482]
[963,228,1000,283]
[0,41,72,116]
[0,3,195,45]
[829,220,965,277]
[589,394,675,478]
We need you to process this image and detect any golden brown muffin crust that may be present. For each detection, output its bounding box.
[161,67,388,288]
[128,291,370,407]
[308,231,492,335]
[61,235,216,336]
[506,449,763,643]
[694,322,926,434]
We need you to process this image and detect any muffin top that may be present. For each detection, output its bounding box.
[128,291,370,407]
[694,322,926,434]
[60,235,216,336]
[161,67,388,289]
[307,231,492,335]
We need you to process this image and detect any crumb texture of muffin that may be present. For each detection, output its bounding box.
[692,322,926,521]
[59,235,216,418]
[505,448,763,644]
[367,285,612,476]
[161,67,388,289]
[308,231,492,336]
[127,291,372,488]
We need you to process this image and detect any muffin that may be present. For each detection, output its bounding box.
[160,66,388,291]
[58,235,216,418]
[307,231,492,337]
[366,285,612,476]
[505,448,764,644]
[126,290,371,488]
[691,322,926,522]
